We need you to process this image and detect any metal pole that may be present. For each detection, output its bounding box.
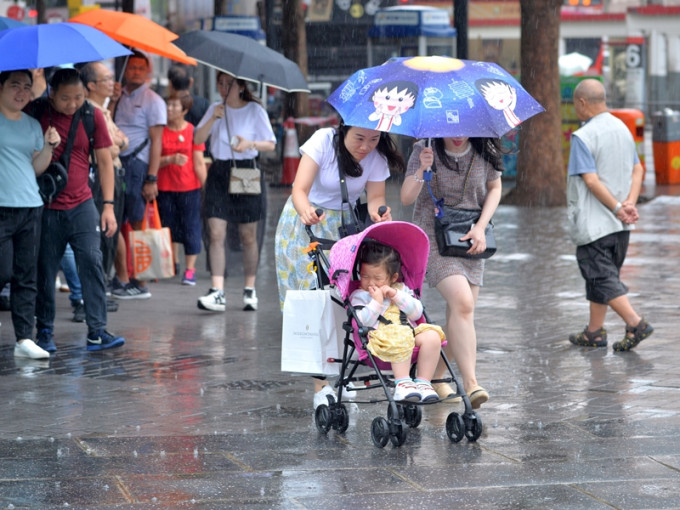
[453,0,468,60]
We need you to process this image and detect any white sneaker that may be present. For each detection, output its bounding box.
[393,379,421,402]
[14,339,50,359]
[342,382,357,400]
[416,381,439,403]
[197,288,226,312]
[313,385,337,409]
[243,288,258,311]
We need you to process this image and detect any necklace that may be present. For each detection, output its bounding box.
[446,143,472,162]
[168,123,185,142]
[444,144,473,171]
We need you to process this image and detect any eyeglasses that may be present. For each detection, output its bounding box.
[96,76,114,83]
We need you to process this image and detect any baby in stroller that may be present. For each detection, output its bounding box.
[349,239,445,403]
[313,220,482,447]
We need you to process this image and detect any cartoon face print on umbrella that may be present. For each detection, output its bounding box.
[476,78,520,129]
[367,80,418,132]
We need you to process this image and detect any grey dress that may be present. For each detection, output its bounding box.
[407,140,501,287]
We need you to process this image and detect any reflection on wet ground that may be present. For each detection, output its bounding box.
[1,179,679,509]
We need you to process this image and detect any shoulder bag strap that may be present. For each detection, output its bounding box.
[337,165,361,234]
[425,149,475,213]
[82,102,96,166]
[57,106,83,171]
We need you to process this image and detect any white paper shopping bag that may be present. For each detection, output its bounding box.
[280,289,345,375]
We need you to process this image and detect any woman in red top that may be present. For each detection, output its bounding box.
[158,93,207,285]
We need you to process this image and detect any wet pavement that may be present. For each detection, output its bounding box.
[2,142,680,509]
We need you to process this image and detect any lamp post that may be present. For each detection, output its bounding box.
[453,0,468,59]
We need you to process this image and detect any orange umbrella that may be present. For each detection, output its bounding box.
[70,9,196,65]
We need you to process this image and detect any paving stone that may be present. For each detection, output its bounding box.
[1,168,679,508]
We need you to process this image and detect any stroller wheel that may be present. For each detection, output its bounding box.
[334,404,349,434]
[404,404,422,429]
[389,419,408,447]
[464,413,483,442]
[445,412,465,443]
[315,405,332,434]
[371,417,390,448]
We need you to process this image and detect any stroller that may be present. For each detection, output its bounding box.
[304,219,483,448]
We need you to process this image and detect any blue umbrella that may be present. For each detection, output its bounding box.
[0,16,26,31]
[0,22,132,72]
[327,56,545,138]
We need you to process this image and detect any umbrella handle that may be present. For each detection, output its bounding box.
[425,137,432,172]
[116,53,131,84]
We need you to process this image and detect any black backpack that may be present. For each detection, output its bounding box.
[26,98,96,204]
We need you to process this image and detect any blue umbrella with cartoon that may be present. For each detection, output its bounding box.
[327,56,545,138]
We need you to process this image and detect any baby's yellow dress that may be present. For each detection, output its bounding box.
[368,294,445,363]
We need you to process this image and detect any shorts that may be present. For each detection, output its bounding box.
[576,230,630,304]
[157,189,202,255]
[203,159,264,224]
[120,155,148,223]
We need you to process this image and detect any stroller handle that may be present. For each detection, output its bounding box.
[304,205,388,243]
[305,208,336,247]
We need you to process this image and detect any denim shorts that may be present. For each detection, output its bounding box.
[576,230,630,304]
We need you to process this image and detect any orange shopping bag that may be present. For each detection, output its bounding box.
[128,201,175,280]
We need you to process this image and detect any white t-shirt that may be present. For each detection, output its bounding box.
[300,127,390,210]
[197,101,276,161]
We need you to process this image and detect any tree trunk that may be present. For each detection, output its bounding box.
[506,0,565,206]
[281,0,309,119]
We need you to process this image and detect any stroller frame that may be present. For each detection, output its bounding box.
[304,220,482,448]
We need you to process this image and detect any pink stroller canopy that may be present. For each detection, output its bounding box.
[329,221,430,299]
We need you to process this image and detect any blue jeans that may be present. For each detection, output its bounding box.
[60,244,82,305]
[36,199,108,334]
[120,155,148,223]
[0,206,42,341]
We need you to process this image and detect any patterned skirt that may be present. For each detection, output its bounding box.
[274,196,349,309]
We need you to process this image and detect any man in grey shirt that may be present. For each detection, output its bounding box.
[566,78,652,352]
[110,50,166,300]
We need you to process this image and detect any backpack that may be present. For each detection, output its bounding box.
[26,98,96,203]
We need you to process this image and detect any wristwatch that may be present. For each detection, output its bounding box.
[145,174,158,183]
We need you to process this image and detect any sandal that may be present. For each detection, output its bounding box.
[432,382,462,403]
[613,318,653,352]
[569,326,607,347]
[467,385,489,409]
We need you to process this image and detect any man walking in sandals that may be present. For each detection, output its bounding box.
[566,78,653,352]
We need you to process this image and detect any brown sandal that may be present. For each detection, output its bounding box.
[613,318,653,352]
[569,326,607,347]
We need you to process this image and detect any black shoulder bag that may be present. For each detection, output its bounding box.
[427,155,497,259]
[337,166,374,238]
[37,107,83,204]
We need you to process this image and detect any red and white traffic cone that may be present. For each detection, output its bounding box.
[281,117,300,186]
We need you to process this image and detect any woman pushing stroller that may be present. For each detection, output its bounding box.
[350,240,445,403]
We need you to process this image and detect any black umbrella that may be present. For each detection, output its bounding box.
[174,30,310,93]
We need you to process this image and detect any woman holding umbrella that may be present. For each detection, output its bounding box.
[401,136,503,410]
[194,72,276,313]
[274,119,403,408]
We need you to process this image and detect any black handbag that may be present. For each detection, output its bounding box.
[434,207,496,259]
[37,107,82,204]
[427,154,496,259]
[38,161,69,204]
